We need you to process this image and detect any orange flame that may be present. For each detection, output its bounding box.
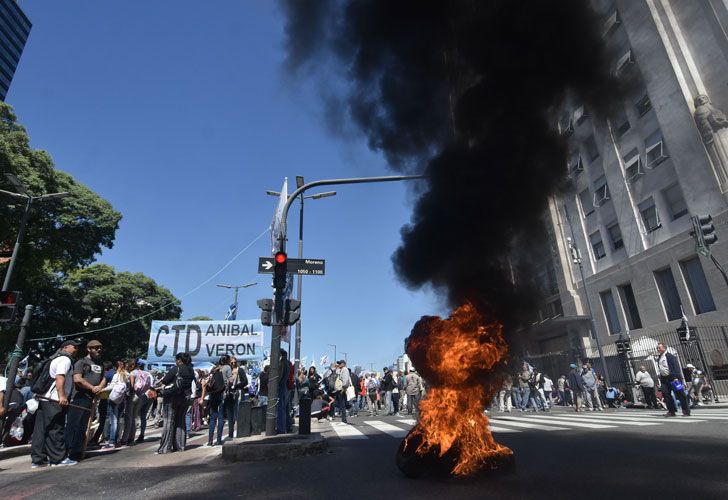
[404,302,512,476]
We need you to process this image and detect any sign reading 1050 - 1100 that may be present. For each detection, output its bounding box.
[258,256,325,275]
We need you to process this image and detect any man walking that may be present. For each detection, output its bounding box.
[635,365,658,409]
[657,342,690,417]
[381,367,394,415]
[405,369,423,415]
[567,363,584,412]
[581,363,603,411]
[31,340,79,468]
[65,340,105,461]
[335,360,351,424]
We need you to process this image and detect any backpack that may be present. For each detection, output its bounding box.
[31,354,65,395]
[326,371,338,392]
[207,368,226,395]
[134,370,151,395]
[109,375,129,404]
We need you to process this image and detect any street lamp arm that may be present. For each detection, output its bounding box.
[0,189,28,201]
[37,192,69,202]
[280,175,425,248]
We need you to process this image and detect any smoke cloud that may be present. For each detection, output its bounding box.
[280,0,623,329]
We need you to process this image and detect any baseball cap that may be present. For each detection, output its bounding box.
[60,340,81,348]
[569,363,577,369]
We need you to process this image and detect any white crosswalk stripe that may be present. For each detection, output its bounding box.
[330,422,368,439]
[397,418,417,426]
[365,420,408,437]
[494,415,613,429]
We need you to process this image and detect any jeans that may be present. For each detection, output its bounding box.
[583,387,603,409]
[659,376,690,415]
[65,395,93,460]
[367,393,378,415]
[511,389,522,409]
[520,388,531,410]
[390,392,400,415]
[384,390,393,414]
[558,390,566,405]
[107,401,121,445]
[335,391,348,423]
[276,387,290,433]
[407,393,420,414]
[498,390,512,411]
[226,394,239,437]
[208,397,225,444]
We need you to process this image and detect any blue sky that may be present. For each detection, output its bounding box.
[9,1,445,369]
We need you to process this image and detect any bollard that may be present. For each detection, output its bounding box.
[251,405,265,435]
[237,399,252,438]
[298,397,312,435]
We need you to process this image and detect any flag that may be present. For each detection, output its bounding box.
[224,303,238,321]
[320,355,329,367]
[681,307,690,341]
[270,178,288,253]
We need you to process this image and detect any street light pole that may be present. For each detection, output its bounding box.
[264,173,424,437]
[267,182,336,374]
[340,351,348,364]
[216,282,257,319]
[1,174,68,412]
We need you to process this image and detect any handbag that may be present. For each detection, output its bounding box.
[670,379,685,392]
[163,375,183,398]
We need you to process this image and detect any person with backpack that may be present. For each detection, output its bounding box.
[104,360,130,449]
[202,356,229,446]
[30,340,80,468]
[125,359,151,444]
[65,339,105,461]
[157,352,194,453]
[365,373,379,416]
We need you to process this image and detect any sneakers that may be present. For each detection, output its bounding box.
[664,412,676,417]
[50,458,78,467]
[31,462,47,469]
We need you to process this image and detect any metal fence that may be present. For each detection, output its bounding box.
[524,325,728,399]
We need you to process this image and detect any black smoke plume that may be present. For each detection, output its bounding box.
[281,0,623,329]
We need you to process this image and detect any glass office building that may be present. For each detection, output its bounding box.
[0,0,30,101]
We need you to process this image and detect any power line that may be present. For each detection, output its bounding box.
[28,227,269,342]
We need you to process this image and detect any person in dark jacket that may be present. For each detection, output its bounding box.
[656,342,690,417]
[567,363,585,412]
[157,352,194,454]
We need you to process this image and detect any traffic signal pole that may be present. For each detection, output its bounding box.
[3,305,33,413]
[264,174,423,437]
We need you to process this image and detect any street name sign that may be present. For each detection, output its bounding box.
[258,257,325,275]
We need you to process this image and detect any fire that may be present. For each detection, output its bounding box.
[402,302,513,477]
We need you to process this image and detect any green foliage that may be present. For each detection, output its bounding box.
[187,315,213,321]
[0,102,181,362]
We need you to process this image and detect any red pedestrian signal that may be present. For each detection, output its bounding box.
[275,252,287,264]
[0,290,20,322]
[273,252,288,291]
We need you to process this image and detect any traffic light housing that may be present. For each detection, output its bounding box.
[273,251,288,291]
[284,298,301,326]
[0,291,21,323]
[690,214,717,256]
[256,298,273,327]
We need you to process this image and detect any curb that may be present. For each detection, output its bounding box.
[221,433,327,462]
[0,444,30,461]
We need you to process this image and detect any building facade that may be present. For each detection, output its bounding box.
[524,0,728,396]
[0,0,30,101]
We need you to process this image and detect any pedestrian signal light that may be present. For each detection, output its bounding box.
[273,251,288,291]
[0,290,20,323]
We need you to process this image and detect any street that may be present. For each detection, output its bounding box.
[1,406,726,499]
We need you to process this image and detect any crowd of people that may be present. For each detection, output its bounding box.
[494,343,718,416]
[0,339,430,468]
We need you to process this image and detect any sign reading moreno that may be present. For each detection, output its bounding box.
[147,319,264,366]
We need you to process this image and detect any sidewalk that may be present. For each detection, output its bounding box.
[0,443,30,461]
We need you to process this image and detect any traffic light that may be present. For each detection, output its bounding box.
[273,251,288,291]
[690,214,717,256]
[0,291,21,323]
[615,337,632,356]
[257,298,273,326]
[284,298,301,325]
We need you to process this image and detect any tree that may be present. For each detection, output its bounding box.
[187,315,213,321]
[0,103,180,362]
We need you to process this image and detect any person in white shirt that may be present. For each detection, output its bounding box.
[30,340,79,468]
[635,366,658,409]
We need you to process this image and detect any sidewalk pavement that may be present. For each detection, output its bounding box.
[0,443,30,461]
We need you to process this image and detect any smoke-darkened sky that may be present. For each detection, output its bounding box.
[281,0,623,329]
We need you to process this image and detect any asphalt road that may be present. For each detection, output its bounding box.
[1,406,727,499]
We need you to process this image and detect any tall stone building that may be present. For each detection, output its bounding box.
[523,0,728,396]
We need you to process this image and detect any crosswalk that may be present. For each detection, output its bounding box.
[324,408,728,440]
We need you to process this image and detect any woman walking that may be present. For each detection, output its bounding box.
[157,353,194,454]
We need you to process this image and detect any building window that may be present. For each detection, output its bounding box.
[590,230,606,260]
[603,9,621,37]
[662,183,688,220]
[573,104,588,126]
[623,148,643,182]
[618,283,642,329]
[585,135,599,162]
[616,49,634,75]
[645,130,668,168]
[559,112,574,136]
[600,289,622,335]
[635,94,652,117]
[680,257,716,314]
[616,112,631,136]
[639,197,660,232]
[654,267,683,321]
[606,222,624,250]
[593,175,610,207]
[579,188,594,217]
[568,150,583,176]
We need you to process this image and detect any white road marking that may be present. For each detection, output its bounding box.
[364,420,408,437]
[487,418,569,431]
[489,425,521,433]
[396,419,417,426]
[330,422,368,439]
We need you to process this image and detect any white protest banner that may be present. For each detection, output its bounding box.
[147,319,264,366]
